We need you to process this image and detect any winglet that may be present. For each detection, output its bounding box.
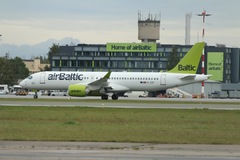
[103,70,111,79]
[88,70,111,87]
[168,42,205,74]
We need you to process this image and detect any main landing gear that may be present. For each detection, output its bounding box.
[101,94,119,100]
[101,95,108,100]
[111,94,118,100]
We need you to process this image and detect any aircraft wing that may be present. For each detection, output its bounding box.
[87,71,111,91]
[87,71,130,93]
[88,71,111,86]
[179,75,196,80]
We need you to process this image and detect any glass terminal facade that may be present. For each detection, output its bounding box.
[51,43,240,84]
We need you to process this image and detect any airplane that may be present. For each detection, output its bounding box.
[19,42,210,100]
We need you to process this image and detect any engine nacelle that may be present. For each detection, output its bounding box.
[68,84,89,97]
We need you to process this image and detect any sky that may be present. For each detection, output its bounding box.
[0,0,240,48]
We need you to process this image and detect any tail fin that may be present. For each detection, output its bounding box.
[168,42,205,74]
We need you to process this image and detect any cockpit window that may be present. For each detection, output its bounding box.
[28,76,33,79]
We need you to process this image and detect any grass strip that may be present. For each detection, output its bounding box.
[0,106,240,144]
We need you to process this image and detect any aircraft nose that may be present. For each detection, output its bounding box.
[19,79,26,87]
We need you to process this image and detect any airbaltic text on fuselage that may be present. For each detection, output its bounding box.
[178,64,196,71]
[48,73,83,80]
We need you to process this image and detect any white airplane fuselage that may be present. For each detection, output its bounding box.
[19,42,208,100]
[20,71,209,91]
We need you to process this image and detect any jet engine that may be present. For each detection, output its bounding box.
[68,84,89,97]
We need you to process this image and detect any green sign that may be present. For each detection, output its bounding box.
[106,43,156,52]
[207,52,224,81]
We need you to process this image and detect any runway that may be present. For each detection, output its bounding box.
[1,141,240,160]
[0,94,240,110]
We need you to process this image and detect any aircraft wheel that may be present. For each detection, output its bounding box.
[101,95,108,100]
[112,94,118,100]
[33,95,38,99]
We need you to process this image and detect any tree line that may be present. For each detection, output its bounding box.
[0,43,59,86]
[0,57,29,86]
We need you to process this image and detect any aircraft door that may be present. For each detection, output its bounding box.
[40,73,46,84]
[90,75,95,82]
[160,74,166,85]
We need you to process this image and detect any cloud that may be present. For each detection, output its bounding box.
[0,0,240,47]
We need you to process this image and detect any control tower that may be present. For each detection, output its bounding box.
[138,12,160,43]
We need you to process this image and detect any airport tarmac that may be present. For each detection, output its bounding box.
[1,141,240,160]
[0,94,240,110]
[1,95,240,159]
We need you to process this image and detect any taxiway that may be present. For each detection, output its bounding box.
[0,94,240,110]
[1,141,240,160]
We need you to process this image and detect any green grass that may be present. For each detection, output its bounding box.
[0,106,240,144]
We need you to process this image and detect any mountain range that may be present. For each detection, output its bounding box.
[0,37,80,59]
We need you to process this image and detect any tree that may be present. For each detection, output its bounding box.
[0,57,9,84]
[167,46,180,71]
[5,52,10,59]
[47,43,60,62]
[40,65,51,71]
[11,57,29,80]
[39,56,49,64]
[0,57,29,85]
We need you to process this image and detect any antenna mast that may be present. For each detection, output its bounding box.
[197,10,212,97]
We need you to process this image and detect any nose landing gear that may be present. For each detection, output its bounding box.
[33,91,38,99]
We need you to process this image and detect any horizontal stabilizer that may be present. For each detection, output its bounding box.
[179,75,196,80]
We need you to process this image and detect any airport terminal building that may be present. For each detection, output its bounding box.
[50,14,240,97]
[51,43,240,85]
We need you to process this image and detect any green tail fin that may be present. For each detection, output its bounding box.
[168,42,205,74]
